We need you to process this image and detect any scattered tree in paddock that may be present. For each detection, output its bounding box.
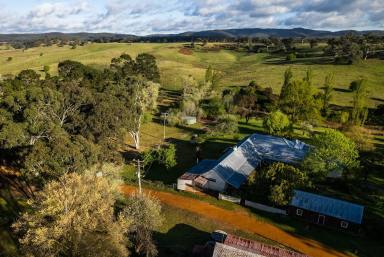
[320,73,334,117]
[350,79,369,126]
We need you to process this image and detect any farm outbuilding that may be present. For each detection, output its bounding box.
[177,133,309,193]
[288,190,364,232]
[181,116,197,125]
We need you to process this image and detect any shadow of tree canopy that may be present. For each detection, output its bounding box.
[153,223,210,257]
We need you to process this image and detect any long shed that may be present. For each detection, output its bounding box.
[288,190,364,232]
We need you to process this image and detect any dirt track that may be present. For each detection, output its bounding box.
[121,185,350,257]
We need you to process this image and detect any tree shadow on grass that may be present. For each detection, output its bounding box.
[154,223,211,257]
[263,56,335,65]
[0,188,22,257]
[144,137,236,184]
[333,87,352,93]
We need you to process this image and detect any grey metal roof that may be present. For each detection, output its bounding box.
[290,190,364,224]
[205,134,309,189]
[188,159,218,174]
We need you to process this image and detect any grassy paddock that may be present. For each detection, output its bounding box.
[1,43,384,107]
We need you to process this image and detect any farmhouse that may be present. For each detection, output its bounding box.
[178,133,309,193]
[288,190,365,232]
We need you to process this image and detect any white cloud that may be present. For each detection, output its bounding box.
[0,0,382,34]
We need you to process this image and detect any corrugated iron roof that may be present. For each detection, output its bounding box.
[188,159,219,174]
[223,234,308,257]
[208,134,309,189]
[212,243,260,257]
[290,190,364,224]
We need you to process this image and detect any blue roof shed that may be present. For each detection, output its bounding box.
[290,190,364,224]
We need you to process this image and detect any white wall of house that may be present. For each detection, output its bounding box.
[202,170,227,192]
[177,178,193,191]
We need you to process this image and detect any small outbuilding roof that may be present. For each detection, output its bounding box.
[207,134,309,189]
[290,190,364,224]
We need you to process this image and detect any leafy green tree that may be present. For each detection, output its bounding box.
[234,81,259,123]
[350,79,369,126]
[126,80,159,149]
[111,54,136,75]
[246,163,309,206]
[201,97,225,119]
[13,173,131,257]
[119,193,163,257]
[303,128,359,179]
[279,69,321,123]
[204,65,222,90]
[142,144,177,171]
[320,74,334,116]
[135,53,160,82]
[286,53,296,61]
[282,38,294,51]
[266,163,309,206]
[263,110,290,136]
[279,68,293,101]
[309,39,318,49]
[212,114,238,134]
[17,69,41,85]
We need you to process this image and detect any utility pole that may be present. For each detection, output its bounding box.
[134,159,144,194]
[161,112,169,141]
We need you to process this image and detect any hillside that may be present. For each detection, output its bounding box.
[0,42,383,107]
[1,28,384,44]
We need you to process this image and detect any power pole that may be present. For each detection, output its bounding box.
[134,159,144,194]
[161,112,169,141]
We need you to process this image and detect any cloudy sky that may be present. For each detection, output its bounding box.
[0,0,383,35]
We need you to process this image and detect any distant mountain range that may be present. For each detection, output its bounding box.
[145,27,384,39]
[1,28,383,44]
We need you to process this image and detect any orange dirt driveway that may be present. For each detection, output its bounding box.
[121,185,350,257]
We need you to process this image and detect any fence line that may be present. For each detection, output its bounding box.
[218,193,241,204]
[244,200,287,215]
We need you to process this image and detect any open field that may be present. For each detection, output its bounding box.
[1,43,384,107]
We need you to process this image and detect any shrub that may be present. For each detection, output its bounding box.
[142,112,153,124]
[120,165,137,183]
[201,97,225,119]
[181,100,197,116]
[286,53,296,61]
[6,57,12,62]
[263,110,290,136]
[167,110,181,126]
[142,144,177,170]
[212,114,238,134]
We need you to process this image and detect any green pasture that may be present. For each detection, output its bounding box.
[1,43,383,107]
